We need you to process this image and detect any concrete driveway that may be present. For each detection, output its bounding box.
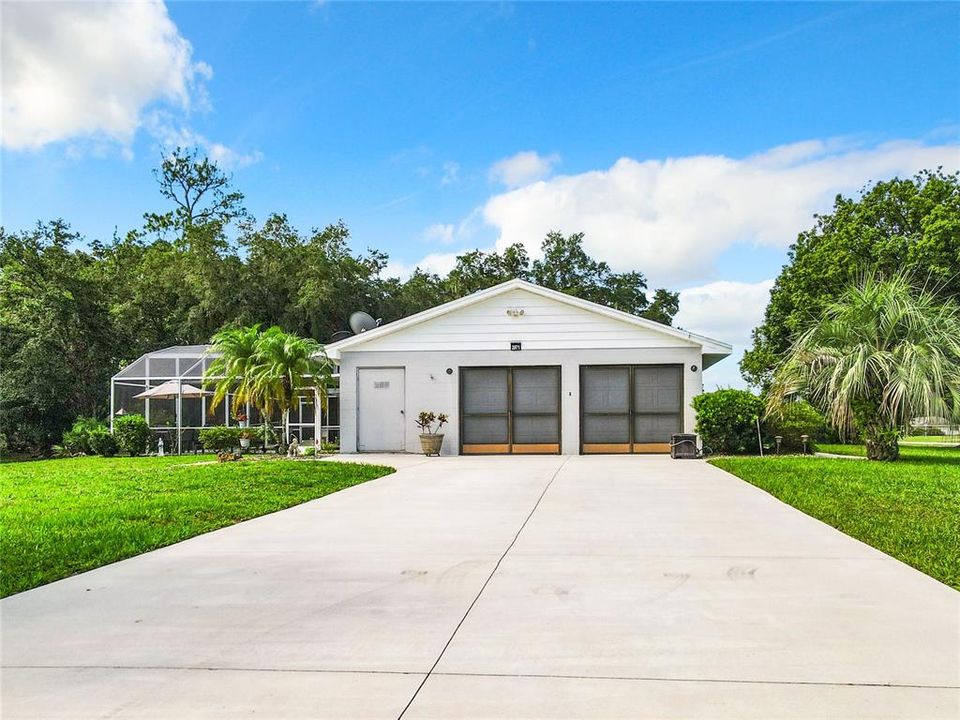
[2,455,958,719]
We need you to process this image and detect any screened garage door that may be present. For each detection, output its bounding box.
[580,365,682,454]
[460,366,560,454]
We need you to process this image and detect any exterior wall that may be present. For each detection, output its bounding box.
[338,347,704,455]
[352,288,704,352]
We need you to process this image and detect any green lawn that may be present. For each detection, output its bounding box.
[711,445,960,589]
[0,456,394,597]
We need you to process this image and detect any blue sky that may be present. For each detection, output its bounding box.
[3,1,959,387]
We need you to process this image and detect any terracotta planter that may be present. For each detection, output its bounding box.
[419,433,444,456]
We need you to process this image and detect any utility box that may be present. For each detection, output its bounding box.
[670,433,698,459]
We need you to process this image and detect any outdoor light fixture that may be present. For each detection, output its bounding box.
[801,434,810,455]
[775,435,783,455]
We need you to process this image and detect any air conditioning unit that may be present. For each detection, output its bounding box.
[670,433,699,459]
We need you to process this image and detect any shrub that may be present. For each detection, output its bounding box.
[239,425,265,441]
[87,428,118,457]
[60,416,106,455]
[114,414,149,456]
[198,426,242,451]
[692,389,764,455]
[320,441,339,455]
[765,399,835,451]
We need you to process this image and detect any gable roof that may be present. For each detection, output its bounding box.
[324,279,732,365]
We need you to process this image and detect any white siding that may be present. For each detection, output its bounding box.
[352,288,700,353]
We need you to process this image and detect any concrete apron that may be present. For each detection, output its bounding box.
[1,455,958,719]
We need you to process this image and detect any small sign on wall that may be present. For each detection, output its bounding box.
[510,342,522,351]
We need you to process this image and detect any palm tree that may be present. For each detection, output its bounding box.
[767,273,960,460]
[205,325,263,419]
[249,326,332,444]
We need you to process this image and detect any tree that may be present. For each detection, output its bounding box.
[249,327,332,444]
[0,222,117,450]
[144,147,246,241]
[528,232,678,322]
[205,325,263,419]
[204,326,333,445]
[443,244,530,297]
[766,273,960,461]
[643,288,680,326]
[742,170,960,387]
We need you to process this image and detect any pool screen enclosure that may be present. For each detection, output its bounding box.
[110,345,339,454]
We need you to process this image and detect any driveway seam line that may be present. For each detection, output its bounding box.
[6,665,956,691]
[396,455,571,719]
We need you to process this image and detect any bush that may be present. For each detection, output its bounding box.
[239,425,265,441]
[198,426,242,451]
[60,416,106,455]
[114,414,149,456]
[692,389,764,455]
[87,428,118,457]
[765,400,835,451]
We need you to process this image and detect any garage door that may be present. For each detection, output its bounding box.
[580,365,682,454]
[460,366,560,454]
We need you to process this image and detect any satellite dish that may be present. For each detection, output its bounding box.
[349,311,381,334]
[329,330,353,343]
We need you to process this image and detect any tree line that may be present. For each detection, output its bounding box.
[1,148,678,452]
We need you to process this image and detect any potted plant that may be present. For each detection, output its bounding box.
[239,427,253,449]
[415,411,448,456]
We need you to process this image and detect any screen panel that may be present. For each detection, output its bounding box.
[463,415,509,444]
[512,367,559,415]
[462,368,509,415]
[634,413,681,443]
[582,367,630,414]
[583,414,630,444]
[513,415,559,444]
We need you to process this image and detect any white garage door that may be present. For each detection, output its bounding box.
[357,367,405,452]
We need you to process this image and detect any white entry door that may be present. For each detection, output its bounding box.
[357,367,405,452]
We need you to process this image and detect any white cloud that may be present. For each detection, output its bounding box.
[422,223,455,244]
[144,113,262,170]
[489,150,561,188]
[207,143,263,171]
[440,161,460,186]
[674,279,776,390]
[2,1,209,150]
[482,137,960,286]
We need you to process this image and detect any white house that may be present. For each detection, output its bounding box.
[324,279,731,456]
